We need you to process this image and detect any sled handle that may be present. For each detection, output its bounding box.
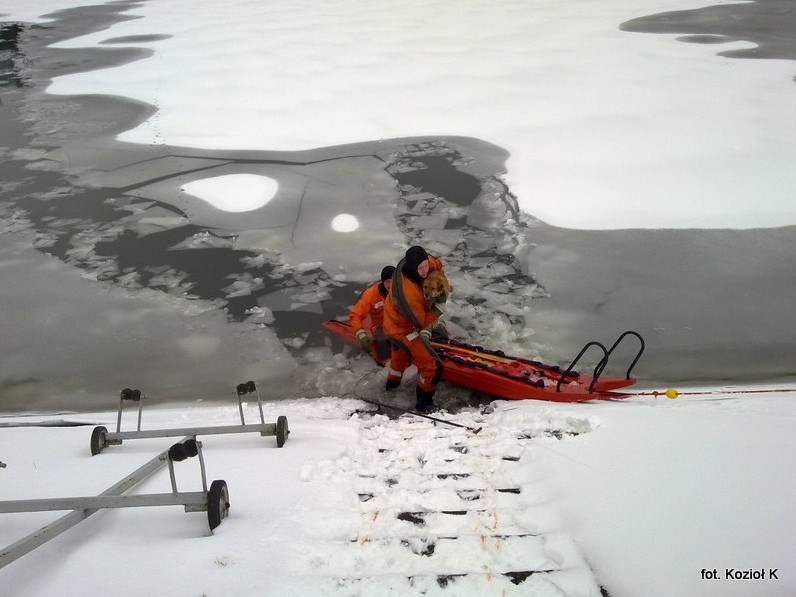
[594,330,645,381]
[557,342,608,393]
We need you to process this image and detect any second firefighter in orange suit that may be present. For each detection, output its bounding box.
[383,246,448,413]
[349,266,395,365]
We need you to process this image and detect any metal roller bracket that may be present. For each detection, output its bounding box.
[91,382,289,454]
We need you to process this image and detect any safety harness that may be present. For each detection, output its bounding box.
[390,258,443,386]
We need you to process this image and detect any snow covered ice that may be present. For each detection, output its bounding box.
[27,0,796,231]
[1,0,795,595]
[1,389,794,596]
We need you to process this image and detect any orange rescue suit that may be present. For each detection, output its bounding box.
[350,281,390,364]
[383,255,444,392]
[349,282,387,331]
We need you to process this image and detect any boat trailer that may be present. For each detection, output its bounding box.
[90,381,289,455]
[0,437,229,570]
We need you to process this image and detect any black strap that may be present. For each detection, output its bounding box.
[391,258,443,384]
[392,258,424,331]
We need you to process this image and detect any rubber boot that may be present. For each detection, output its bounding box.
[374,336,391,364]
[415,387,436,413]
[385,378,401,391]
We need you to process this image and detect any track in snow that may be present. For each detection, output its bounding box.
[304,409,607,595]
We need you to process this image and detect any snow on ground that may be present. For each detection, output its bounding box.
[1,386,794,596]
[5,0,796,229]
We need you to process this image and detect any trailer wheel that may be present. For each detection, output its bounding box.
[276,416,289,448]
[90,426,108,456]
[207,480,230,530]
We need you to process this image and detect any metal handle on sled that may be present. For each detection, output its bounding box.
[557,341,608,393]
[593,330,645,382]
[557,330,646,394]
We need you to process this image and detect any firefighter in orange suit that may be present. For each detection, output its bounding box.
[383,246,447,413]
[349,265,395,365]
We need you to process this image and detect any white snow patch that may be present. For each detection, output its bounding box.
[330,213,360,233]
[181,174,278,213]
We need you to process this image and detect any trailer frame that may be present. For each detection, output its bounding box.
[90,381,289,455]
[0,437,229,570]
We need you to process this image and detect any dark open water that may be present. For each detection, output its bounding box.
[1,1,794,411]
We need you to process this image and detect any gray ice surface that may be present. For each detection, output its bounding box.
[1,2,794,411]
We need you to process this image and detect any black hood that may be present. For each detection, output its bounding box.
[378,265,395,297]
[402,245,428,286]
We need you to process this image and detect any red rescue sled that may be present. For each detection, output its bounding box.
[322,320,644,402]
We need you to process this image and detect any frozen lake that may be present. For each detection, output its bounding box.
[1,1,794,411]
